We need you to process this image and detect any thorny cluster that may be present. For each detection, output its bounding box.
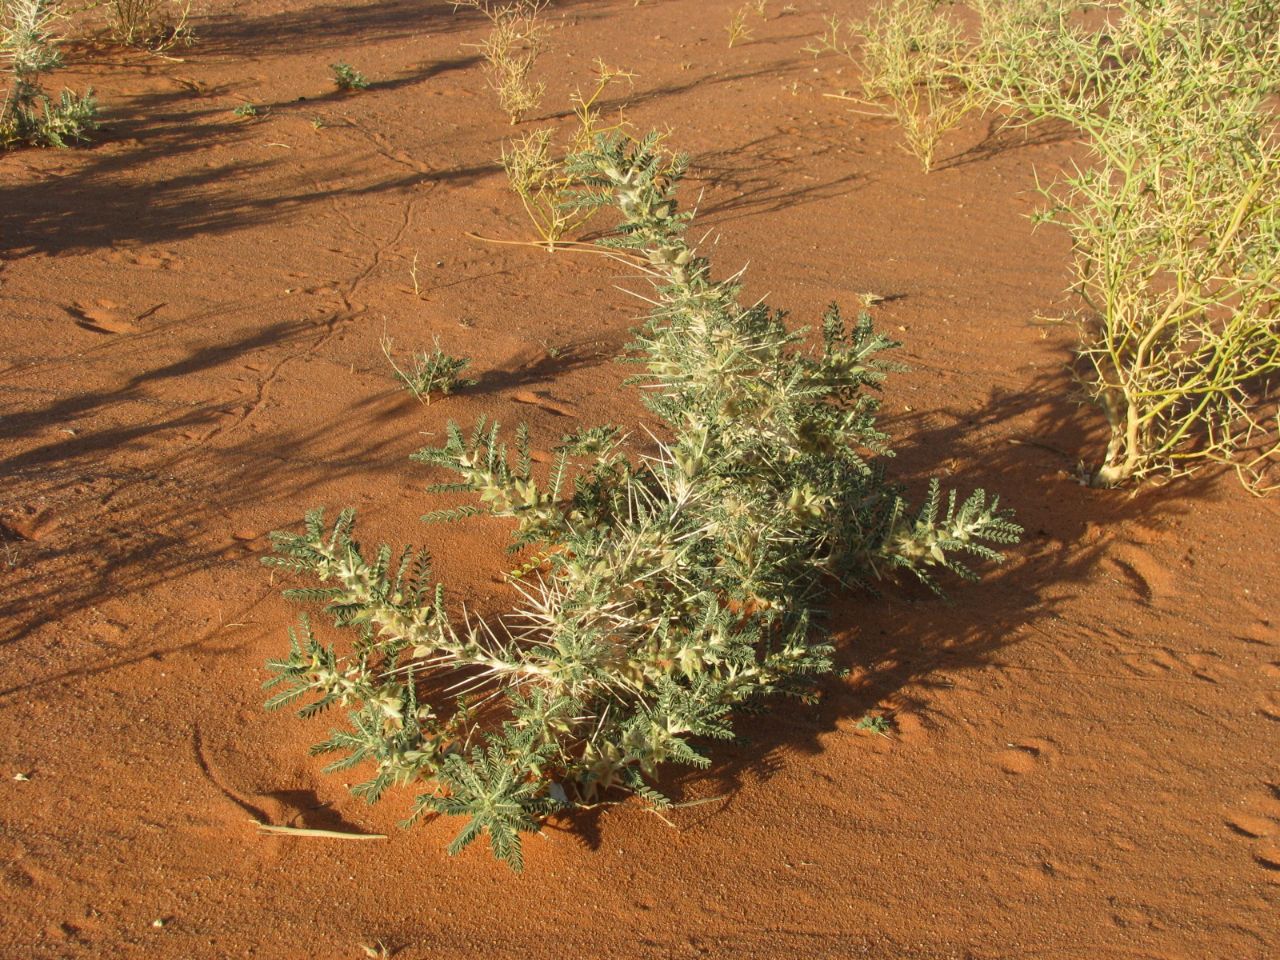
[263,132,1020,870]
[1001,0,1280,488]
[106,0,194,51]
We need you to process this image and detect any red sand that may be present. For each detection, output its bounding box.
[1,2,1276,957]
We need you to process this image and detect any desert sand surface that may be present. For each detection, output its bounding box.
[1,2,1277,958]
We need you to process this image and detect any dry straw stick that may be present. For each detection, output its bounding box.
[254,821,387,841]
[501,59,635,249]
[819,0,978,172]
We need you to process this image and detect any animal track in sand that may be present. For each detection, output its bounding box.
[67,300,137,334]
[1105,543,1177,602]
[890,711,926,742]
[1236,619,1276,647]
[0,504,60,542]
[996,737,1057,775]
[1226,813,1275,839]
[1119,647,1233,684]
[107,247,184,270]
[1260,691,1280,722]
[342,118,433,175]
[1256,845,1280,873]
[0,836,61,898]
[1226,788,1280,879]
[2,860,47,894]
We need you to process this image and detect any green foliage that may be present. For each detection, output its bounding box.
[262,129,1019,870]
[1,0,97,149]
[856,713,892,735]
[331,62,369,92]
[382,336,475,402]
[410,735,565,872]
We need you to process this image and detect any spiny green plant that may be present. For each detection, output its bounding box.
[856,713,892,735]
[263,130,1020,870]
[331,62,369,92]
[455,0,550,124]
[962,0,1079,115]
[1,0,97,149]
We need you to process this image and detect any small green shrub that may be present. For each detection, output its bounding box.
[262,131,1019,871]
[856,713,893,735]
[331,62,369,92]
[1,0,97,149]
[382,336,475,402]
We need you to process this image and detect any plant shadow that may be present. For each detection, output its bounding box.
[0,320,420,662]
[267,55,483,112]
[935,114,1080,172]
[465,340,620,397]
[688,128,868,225]
[195,0,625,57]
[0,77,498,258]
